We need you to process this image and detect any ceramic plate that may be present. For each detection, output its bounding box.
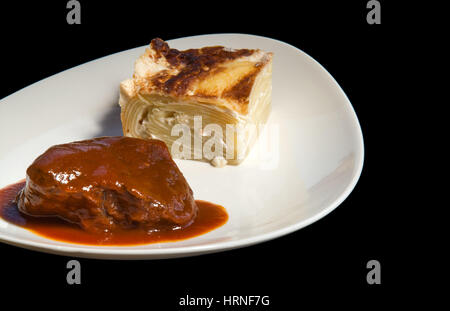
[0,34,364,259]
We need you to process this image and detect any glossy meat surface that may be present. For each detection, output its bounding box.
[16,137,198,233]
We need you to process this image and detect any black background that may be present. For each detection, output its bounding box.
[0,0,415,308]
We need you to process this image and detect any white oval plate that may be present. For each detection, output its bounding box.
[0,34,364,259]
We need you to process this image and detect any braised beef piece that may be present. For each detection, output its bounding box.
[16,137,197,233]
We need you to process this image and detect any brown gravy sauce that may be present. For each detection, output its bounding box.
[0,181,228,246]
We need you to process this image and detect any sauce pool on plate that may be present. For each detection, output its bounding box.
[0,181,228,246]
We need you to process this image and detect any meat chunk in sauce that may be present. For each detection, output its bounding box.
[16,137,198,233]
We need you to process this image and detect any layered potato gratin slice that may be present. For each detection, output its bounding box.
[119,38,273,167]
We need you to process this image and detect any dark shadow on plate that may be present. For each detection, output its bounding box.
[94,97,124,137]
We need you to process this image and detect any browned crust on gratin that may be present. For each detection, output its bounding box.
[138,38,271,115]
[222,68,260,104]
[150,38,255,70]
